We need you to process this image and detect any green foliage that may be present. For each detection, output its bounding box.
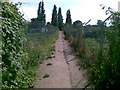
[2,2,34,88]
[25,31,58,69]
[66,9,72,25]
[87,12,120,89]
[25,31,58,83]
[51,5,58,27]
[58,7,63,30]
[63,20,84,57]
[79,38,99,68]
[29,1,46,29]
[2,2,58,89]
[46,63,52,66]
[43,74,50,78]
[29,18,43,29]
[37,1,46,24]
[64,6,120,89]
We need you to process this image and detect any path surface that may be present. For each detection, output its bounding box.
[35,31,87,88]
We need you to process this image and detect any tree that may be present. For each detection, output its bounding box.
[66,9,72,25]
[37,0,46,24]
[51,5,58,26]
[58,7,63,30]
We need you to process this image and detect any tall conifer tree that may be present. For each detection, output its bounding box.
[51,5,58,26]
[37,0,46,24]
[66,9,72,24]
[58,7,63,30]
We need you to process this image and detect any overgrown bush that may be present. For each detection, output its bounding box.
[2,2,34,88]
[89,12,120,89]
[63,8,120,89]
[63,20,85,57]
[2,2,59,89]
[25,30,58,69]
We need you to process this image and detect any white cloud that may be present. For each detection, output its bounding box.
[69,0,119,24]
[13,0,120,24]
[19,6,37,21]
[119,1,120,12]
[45,10,52,23]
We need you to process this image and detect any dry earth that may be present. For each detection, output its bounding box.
[35,31,87,88]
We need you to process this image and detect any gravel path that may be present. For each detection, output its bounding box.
[35,31,87,88]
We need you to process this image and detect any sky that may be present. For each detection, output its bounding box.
[11,0,120,25]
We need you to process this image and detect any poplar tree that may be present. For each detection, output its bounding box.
[66,9,72,24]
[51,5,58,26]
[37,0,46,24]
[58,7,63,30]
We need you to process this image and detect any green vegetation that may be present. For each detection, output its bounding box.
[25,31,58,69]
[43,74,50,78]
[2,0,119,89]
[2,2,34,88]
[63,7,120,89]
[37,0,46,24]
[1,1,58,89]
[78,38,109,69]
[88,12,120,89]
[46,63,52,66]
[51,5,58,27]
[63,20,84,57]
[58,7,63,30]
[78,38,100,68]
[66,9,72,25]
[30,0,46,29]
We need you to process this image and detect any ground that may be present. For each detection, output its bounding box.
[35,31,87,88]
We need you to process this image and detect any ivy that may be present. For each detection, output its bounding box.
[2,2,33,88]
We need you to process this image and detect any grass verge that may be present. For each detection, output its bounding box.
[23,30,58,87]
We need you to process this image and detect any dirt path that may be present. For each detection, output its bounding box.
[35,31,87,88]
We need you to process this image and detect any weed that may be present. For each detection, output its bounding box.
[39,61,43,64]
[43,74,50,78]
[52,56,55,58]
[25,30,58,87]
[46,63,52,66]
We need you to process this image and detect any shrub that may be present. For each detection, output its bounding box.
[88,12,120,89]
[2,2,34,88]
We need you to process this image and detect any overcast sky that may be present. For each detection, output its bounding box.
[11,0,119,25]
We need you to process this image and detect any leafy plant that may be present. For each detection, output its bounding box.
[43,74,50,78]
[46,63,52,66]
[25,31,58,68]
[2,2,34,88]
[63,5,120,89]
[88,8,120,89]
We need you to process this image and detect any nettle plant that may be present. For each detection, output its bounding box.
[2,2,33,88]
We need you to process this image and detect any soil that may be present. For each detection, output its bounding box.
[34,31,87,88]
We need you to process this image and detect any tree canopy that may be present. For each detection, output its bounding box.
[66,9,72,25]
[58,7,63,30]
[51,5,58,27]
[37,0,46,24]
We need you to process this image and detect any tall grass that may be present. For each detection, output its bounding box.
[77,38,100,69]
[63,12,120,89]
[87,13,120,89]
[78,38,109,69]
[26,31,58,67]
[21,30,58,87]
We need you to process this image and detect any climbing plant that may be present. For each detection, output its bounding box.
[2,2,34,88]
